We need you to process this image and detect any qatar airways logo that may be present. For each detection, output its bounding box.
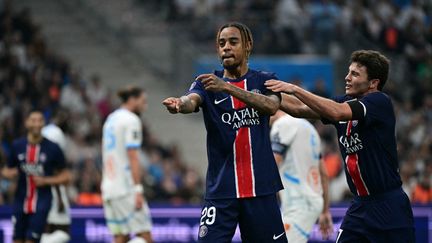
[221,108,260,129]
[20,164,44,176]
[339,133,364,154]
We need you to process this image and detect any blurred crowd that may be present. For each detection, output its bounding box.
[149,0,432,204]
[0,0,431,207]
[0,1,203,206]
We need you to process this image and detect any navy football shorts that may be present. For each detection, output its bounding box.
[337,187,415,243]
[197,193,287,243]
[12,209,50,242]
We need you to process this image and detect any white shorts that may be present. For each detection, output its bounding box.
[281,197,323,243]
[103,193,152,235]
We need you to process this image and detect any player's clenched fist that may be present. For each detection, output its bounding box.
[162,97,181,114]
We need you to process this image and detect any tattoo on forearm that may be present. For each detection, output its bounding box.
[228,85,278,114]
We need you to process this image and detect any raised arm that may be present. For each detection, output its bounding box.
[197,73,280,115]
[162,93,202,114]
[266,80,352,121]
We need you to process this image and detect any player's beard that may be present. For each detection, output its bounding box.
[222,59,240,70]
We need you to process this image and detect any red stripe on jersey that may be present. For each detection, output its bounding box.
[346,120,353,136]
[230,80,247,109]
[230,80,255,198]
[346,154,369,196]
[234,128,254,197]
[345,121,369,196]
[24,144,38,213]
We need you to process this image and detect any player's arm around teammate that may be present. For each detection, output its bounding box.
[196,73,280,115]
[265,81,353,121]
[163,75,281,115]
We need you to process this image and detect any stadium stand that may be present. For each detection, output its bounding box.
[0,0,431,207]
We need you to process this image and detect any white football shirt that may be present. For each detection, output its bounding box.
[42,124,66,151]
[270,114,323,208]
[101,108,142,200]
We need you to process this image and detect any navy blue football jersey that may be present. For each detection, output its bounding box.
[188,69,283,199]
[324,92,402,196]
[7,138,66,213]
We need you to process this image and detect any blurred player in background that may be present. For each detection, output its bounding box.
[40,110,71,243]
[2,110,70,243]
[270,110,333,242]
[162,22,286,242]
[265,50,415,242]
[102,85,152,243]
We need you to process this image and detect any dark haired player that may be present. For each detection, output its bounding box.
[265,50,415,242]
[163,22,287,242]
[2,110,69,243]
[101,85,153,243]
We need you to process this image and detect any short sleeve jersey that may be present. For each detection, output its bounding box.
[270,115,323,200]
[7,138,66,213]
[101,108,142,200]
[323,92,402,196]
[188,69,283,199]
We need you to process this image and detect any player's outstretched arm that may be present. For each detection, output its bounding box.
[266,80,352,121]
[197,73,280,115]
[162,93,202,114]
[318,159,333,240]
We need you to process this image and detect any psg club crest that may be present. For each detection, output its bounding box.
[199,225,208,238]
[39,153,47,163]
[251,89,261,94]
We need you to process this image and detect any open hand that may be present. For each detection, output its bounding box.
[318,211,333,240]
[265,79,296,94]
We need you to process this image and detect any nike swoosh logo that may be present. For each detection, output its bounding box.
[273,232,285,240]
[214,97,229,105]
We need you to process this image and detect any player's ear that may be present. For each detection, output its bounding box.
[245,42,252,58]
[246,41,252,52]
[370,79,379,90]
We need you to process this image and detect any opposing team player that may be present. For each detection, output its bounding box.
[162,22,286,242]
[265,50,415,242]
[270,110,333,242]
[41,110,71,243]
[2,110,69,243]
[101,85,153,243]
